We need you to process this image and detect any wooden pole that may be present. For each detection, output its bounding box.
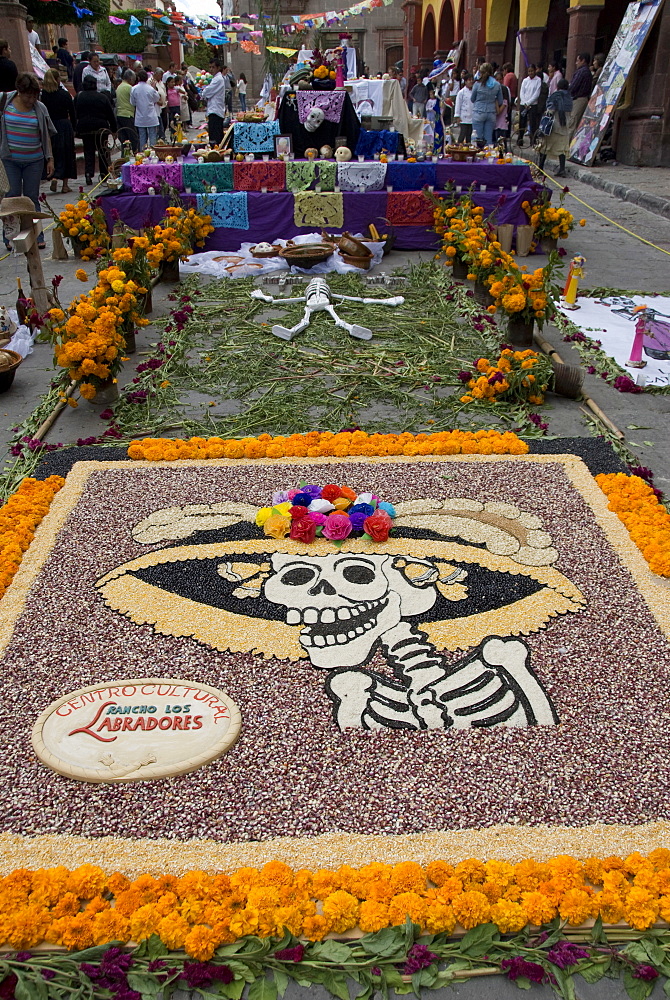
[11,216,50,315]
[33,381,78,442]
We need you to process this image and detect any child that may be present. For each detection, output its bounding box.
[237,72,247,113]
[425,86,439,123]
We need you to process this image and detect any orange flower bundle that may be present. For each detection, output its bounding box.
[127,429,531,462]
[596,472,670,577]
[52,199,111,261]
[459,349,552,407]
[0,476,64,598]
[2,853,670,958]
[148,207,214,265]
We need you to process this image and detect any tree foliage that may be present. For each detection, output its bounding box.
[28,0,109,27]
[97,9,148,54]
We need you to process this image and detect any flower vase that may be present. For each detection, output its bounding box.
[515,225,534,257]
[123,327,136,354]
[474,279,494,308]
[507,314,535,349]
[452,256,468,279]
[540,235,558,254]
[496,224,514,253]
[85,377,119,406]
[159,259,180,283]
[71,241,82,259]
[140,288,153,316]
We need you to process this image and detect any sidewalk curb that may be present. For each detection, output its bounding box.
[561,159,670,222]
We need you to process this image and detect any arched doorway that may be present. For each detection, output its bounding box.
[438,0,455,51]
[422,9,437,60]
[386,43,403,71]
[503,0,519,66]
[545,0,568,68]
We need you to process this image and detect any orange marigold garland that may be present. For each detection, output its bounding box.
[595,472,670,577]
[0,476,64,598]
[126,430,531,462]
[3,854,670,955]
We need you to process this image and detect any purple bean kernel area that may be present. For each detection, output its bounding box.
[2,459,670,843]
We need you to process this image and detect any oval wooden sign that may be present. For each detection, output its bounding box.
[31,678,242,783]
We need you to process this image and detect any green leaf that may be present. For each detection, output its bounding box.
[578,960,608,983]
[663,979,670,996]
[226,961,258,983]
[273,969,289,998]
[513,975,532,990]
[590,915,604,943]
[622,966,656,1000]
[15,977,48,1000]
[643,441,654,447]
[326,973,351,1000]
[219,979,246,1000]
[641,939,666,967]
[216,942,248,957]
[127,973,161,996]
[383,968,405,988]
[68,944,120,962]
[146,934,169,960]
[248,976,278,1000]
[360,927,405,958]
[458,922,499,958]
[310,940,353,964]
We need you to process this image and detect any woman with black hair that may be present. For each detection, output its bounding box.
[74,76,117,185]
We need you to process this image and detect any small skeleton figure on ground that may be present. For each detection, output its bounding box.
[250,276,404,341]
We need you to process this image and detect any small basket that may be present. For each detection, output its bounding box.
[250,245,282,258]
[279,242,334,268]
[0,349,23,393]
[152,145,183,161]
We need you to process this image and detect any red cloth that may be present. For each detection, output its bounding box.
[387,191,433,226]
[233,159,286,192]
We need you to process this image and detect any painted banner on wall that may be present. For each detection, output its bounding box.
[570,0,663,167]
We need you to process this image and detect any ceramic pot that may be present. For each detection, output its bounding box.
[540,235,558,254]
[85,376,119,406]
[123,327,136,354]
[507,314,535,349]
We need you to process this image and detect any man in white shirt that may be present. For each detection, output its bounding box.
[453,73,473,143]
[517,64,542,146]
[202,58,230,145]
[153,67,167,137]
[25,17,41,50]
[130,69,161,149]
[82,52,112,94]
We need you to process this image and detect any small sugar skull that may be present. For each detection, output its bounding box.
[304,106,325,133]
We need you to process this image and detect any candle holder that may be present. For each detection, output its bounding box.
[334,184,340,193]
[263,154,269,162]
[358,155,364,162]
[386,185,393,193]
[315,184,322,193]
[261,186,268,193]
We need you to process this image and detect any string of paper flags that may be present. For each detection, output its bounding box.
[107,0,394,45]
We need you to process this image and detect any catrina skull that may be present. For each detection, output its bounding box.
[335,145,352,162]
[304,106,325,132]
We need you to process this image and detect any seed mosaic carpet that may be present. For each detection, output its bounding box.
[1,454,669,871]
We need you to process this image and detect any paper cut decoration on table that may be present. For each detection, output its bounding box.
[250,275,404,341]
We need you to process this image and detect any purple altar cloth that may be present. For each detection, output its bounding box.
[100,185,535,251]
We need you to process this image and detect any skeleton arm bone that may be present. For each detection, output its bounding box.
[333,295,406,306]
[250,289,307,305]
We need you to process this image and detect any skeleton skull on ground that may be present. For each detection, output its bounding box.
[304,106,326,132]
[265,552,442,668]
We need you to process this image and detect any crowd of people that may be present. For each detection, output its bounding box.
[396,51,603,174]
[0,19,217,244]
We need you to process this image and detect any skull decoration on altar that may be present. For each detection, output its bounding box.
[335,145,352,162]
[304,106,325,132]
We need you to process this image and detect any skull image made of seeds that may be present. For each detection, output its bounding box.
[264,552,437,669]
[304,106,325,132]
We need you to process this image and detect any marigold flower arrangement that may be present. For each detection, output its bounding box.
[45,264,150,400]
[0,476,64,598]
[257,482,397,544]
[431,193,487,267]
[522,189,576,242]
[147,206,214,265]
[3,853,670,960]
[46,197,111,260]
[458,349,553,406]
[486,256,561,330]
[126,429,531,462]
[596,472,670,577]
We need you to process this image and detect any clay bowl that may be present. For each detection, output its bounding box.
[250,245,282,258]
[152,145,183,161]
[0,349,23,392]
[337,232,371,257]
[279,242,334,268]
[340,251,372,269]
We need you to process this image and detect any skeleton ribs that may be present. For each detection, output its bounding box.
[264,551,558,732]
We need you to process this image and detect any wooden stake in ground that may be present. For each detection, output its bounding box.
[51,229,69,261]
[0,196,53,315]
